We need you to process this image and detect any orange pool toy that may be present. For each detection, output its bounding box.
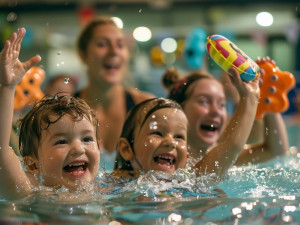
[14,67,45,111]
[256,59,295,119]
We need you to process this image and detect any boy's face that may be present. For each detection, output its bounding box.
[37,115,100,190]
[131,108,188,173]
[183,79,227,150]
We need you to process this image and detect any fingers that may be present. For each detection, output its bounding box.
[1,40,10,58]
[23,55,42,71]
[252,71,261,84]
[14,28,25,54]
[7,32,16,56]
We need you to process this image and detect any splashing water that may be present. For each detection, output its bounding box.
[1,155,300,224]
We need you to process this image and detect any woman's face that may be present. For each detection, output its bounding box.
[183,78,227,152]
[83,24,129,84]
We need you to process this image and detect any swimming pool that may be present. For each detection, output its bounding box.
[0,153,299,224]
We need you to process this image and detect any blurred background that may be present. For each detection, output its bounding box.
[0,0,299,99]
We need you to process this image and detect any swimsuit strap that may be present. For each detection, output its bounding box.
[125,90,135,113]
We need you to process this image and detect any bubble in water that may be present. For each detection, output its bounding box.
[49,157,53,160]
[64,77,70,84]
[168,213,182,222]
[139,9,142,13]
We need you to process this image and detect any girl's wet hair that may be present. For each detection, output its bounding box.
[114,98,183,171]
[76,16,118,57]
[162,68,215,105]
[18,94,99,159]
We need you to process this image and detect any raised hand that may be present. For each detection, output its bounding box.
[228,67,260,101]
[0,28,41,88]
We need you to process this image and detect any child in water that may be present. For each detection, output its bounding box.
[0,28,100,200]
[114,61,260,185]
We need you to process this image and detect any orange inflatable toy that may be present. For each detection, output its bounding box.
[14,66,45,111]
[256,60,295,119]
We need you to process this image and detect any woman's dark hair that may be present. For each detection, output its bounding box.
[162,68,215,105]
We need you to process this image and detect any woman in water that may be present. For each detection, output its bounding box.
[76,16,155,172]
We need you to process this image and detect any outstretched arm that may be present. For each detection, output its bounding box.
[0,28,41,199]
[194,67,260,185]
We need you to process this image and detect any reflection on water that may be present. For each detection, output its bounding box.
[0,154,300,224]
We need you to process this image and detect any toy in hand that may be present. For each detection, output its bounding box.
[206,34,259,81]
[255,58,295,119]
[14,67,45,111]
[183,27,207,69]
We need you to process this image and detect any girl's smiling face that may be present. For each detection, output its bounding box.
[130,108,188,173]
[36,115,100,190]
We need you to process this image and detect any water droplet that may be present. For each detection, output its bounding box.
[57,51,62,55]
[163,115,167,120]
[149,121,158,130]
[64,77,69,84]
[215,161,219,167]
[49,157,53,160]
[139,9,142,13]
[7,12,17,22]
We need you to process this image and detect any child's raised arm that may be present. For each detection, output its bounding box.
[0,28,41,199]
[194,67,260,185]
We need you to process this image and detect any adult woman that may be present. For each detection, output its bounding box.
[76,16,155,171]
[162,66,289,164]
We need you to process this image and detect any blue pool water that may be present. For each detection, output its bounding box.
[0,153,299,224]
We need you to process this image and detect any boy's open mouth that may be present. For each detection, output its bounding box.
[63,162,88,174]
[154,154,176,166]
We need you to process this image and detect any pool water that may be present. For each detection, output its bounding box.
[0,153,299,224]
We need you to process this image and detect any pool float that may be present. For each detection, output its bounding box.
[255,59,295,119]
[206,34,259,81]
[183,27,207,69]
[14,66,45,111]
